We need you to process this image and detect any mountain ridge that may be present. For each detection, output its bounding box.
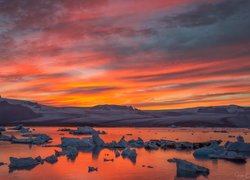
[0,97,250,127]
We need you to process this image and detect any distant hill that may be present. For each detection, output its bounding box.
[0,97,249,127]
[0,100,41,123]
[90,104,140,112]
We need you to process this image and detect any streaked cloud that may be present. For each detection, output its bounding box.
[0,0,249,109]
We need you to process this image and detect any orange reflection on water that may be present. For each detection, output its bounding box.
[0,127,250,180]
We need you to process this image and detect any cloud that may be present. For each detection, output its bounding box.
[162,0,249,27]
[0,0,250,109]
[60,86,120,95]
[134,91,250,108]
[124,62,250,82]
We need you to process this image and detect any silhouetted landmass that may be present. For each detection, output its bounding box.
[0,100,41,123]
[0,98,249,127]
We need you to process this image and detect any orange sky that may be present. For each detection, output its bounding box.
[0,0,250,109]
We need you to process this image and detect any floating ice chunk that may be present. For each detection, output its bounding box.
[118,136,128,148]
[61,137,94,148]
[128,137,144,148]
[168,158,209,178]
[209,151,246,163]
[144,141,159,150]
[12,137,33,144]
[35,156,43,164]
[11,134,52,145]
[225,141,250,152]
[9,157,40,171]
[92,133,105,146]
[175,142,194,150]
[225,136,250,152]
[69,126,98,135]
[88,166,98,172]
[20,127,31,133]
[9,124,23,130]
[121,148,137,163]
[105,136,128,148]
[193,141,224,158]
[44,155,58,164]
[31,134,52,145]
[55,150,66,157]
[64,146,78,160]
[57,128,72,132]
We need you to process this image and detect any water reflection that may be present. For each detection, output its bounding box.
[0,127,250,180]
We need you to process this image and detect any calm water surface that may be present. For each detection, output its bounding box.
[0,127,250,180]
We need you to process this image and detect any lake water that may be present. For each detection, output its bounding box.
[0,127,250,180]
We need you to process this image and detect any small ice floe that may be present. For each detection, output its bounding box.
[8,125,31,133]
[98,130,107,135]
[92,133,105,147]
[88,166,98,172]
[61,133,106,148]
[105,136,128,148]
[11,136,33,144]
[20,127,31,133]
[193,141,224,158]
[121,148,137,163]
[30,133,52,145]
[104,158,114,162]
[225,136,250,152]
[118,136,128,148]
[175,142,194,150]
[168,158,209,178]
[128,137,144,148]
[11,133,52,145]
[55,150,66,157]
[44,155,58,164]
[144,141,159,150]
[142,165,154,168]
[35,156,43,164]
[9,157,41,171]
[0,127,6,132]
[114,149,120,157]
[144,139,222,151]
[57,128,72,132]
[209,151,246,163]
[61,137,95,148]
[9,124,23,130]
[69,126,100,135]
[64,146,79,160]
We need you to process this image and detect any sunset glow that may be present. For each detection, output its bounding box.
[1,0,250,109]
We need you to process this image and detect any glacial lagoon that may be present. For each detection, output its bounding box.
[0,127,250,180]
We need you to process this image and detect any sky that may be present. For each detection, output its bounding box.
[0,0,250,109]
